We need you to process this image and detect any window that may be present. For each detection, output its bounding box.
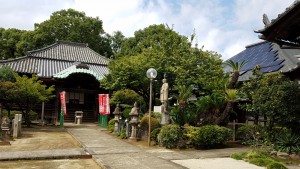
[66,92,84,104]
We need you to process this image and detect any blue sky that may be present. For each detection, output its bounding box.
[0,0,295,60]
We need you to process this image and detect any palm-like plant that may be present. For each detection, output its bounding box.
[224,60,247,89]
[216,89,238,125]
[175,85,193,109]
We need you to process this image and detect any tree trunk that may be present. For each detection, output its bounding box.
[216,101,234,126]
[228,71,239,89]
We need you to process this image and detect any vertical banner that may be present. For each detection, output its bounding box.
[99,94,110,115]
[60,91,67,115]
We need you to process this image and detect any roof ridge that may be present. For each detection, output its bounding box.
[245,41,269,48]
[56,40,88,47]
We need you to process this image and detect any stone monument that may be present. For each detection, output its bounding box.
[13,114,22,138]
[160,77,170,125]
[113,104,121,133]
[129,102,140,141]
[1,116,11,138]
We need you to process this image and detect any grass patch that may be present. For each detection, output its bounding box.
[231,150,288,169]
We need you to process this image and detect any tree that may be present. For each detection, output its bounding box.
[101,24,225,107]
[33,9,112,57]
[11,75,55,127]
[224,60,247,89]
[240,71,300,134]
[110,89,145,110]
[0,28,26,59]
[105,31,126,55]
[0,67,17,118]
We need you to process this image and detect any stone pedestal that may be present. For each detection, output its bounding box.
[129,102,140,141]
[113,104,121,133]
[160,102,170,125]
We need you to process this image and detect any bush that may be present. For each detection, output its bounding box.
[139,115,160,133]
[266,126,291,143]
[160,124,183,149]
[189,125,231,148]
[237,125,267,146]
[108,119,115,132]
[266,162,287,169]
[274,132,300,154]
[119,128,126,139]
[29,110,38,121]
[184,126,199,146]
[151,128,161,145]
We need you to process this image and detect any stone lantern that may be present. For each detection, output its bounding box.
[129,102,140,141]
[113,104,121,133]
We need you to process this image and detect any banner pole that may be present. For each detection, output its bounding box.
[60,108,64,128]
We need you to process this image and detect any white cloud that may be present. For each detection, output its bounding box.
[0,0,296,60]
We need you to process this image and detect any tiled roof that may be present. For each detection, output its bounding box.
[0,41,109,80]
[224,41,300,81]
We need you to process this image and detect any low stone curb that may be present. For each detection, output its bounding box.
[0,148,91,161]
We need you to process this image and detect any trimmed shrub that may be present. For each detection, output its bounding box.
[151,128,161,145]
[108,119,115,132]
[160,124,183,149]
[184,126,199,146]
[122,108,131,119]
[189,125,231,148]
[266,162,287,169]
[139,116,161,133]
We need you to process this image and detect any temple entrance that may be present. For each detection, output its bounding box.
[56,73,106,123]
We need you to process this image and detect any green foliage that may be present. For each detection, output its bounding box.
[110,89,145,111]
[159,124,183,149]
[101,24,224,108]
[0,67,16,82]
[108,118,115,132]
[119,128,126,139]
[266,126,291,144]
[139,115,160,133]
[28,110,38,121]
[274,132,300,154]
[0,9,114,59]
[150,127,161,145]
[224,60,247,89]
[122,108,131,119]
[266,162,287,169]
[0,28,26,59]
[230,152,247,160]
[231,150,287,169]
[237,125,266,146]
[249,158,275,166]
[1,110,22,120]
[240,72,300,133]
[187,125,231,148]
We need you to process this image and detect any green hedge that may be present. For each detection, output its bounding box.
[185,125,231,148]
[160,124,183,149]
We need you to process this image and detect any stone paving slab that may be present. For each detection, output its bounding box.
[93,152,186,169]
[0,148,90,161]
[172,158,264,169]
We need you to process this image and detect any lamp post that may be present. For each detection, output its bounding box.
[146,68,157,146]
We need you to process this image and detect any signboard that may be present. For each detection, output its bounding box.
[60,91,67,115]
[99,94,110,115]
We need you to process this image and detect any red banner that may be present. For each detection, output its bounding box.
[99,94,110,115]
[60,91,67,115]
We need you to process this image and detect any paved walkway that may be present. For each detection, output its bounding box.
[2,123,297,169]
[66,124,263,169]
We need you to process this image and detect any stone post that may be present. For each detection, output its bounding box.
[129,102,140,141]
[13,114,22,138]
[113,104,121,133]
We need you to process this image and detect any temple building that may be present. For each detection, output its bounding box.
[0,41,109,123]
[225,0,300,81]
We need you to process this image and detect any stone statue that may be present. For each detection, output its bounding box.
[160,78,169,103]
[160,78,170,125]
